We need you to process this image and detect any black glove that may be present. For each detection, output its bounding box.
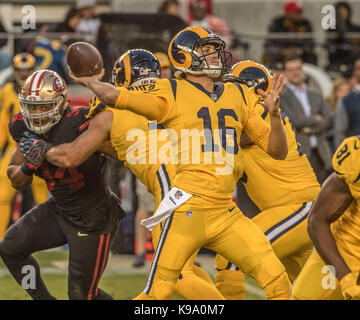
[26,139,52,165]
[19,131,42,157]
[20,140,52,176]
[20,131,52,165]
[19,131,51,175]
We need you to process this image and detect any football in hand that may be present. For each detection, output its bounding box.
[66,42,103,77]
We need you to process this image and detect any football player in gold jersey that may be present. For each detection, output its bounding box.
[291,136,360,300]
[42,48,224,299]
[66,26,291,300]
[154,52,172,79]
[213,61,320,299]
[0,53,47,238]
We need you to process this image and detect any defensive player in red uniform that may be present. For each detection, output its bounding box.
[0,70,125,300]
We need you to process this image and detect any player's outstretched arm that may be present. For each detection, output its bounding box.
[257,73,288,160]
[307,173,353,280]
[70,72,168,122]
[69,69,119,107]
[46,110,112,168]
[7,144,33,189]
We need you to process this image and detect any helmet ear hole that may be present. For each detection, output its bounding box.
[175,52,186,63]
[179,55,186,63]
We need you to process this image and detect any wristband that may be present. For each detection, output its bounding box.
[21,162,35,176]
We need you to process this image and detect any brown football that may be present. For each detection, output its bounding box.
[66,42,103,77]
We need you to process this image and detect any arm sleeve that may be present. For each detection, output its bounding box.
[115,80,173,123]
[243,89,271,152]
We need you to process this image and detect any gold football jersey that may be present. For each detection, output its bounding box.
[331,136,360,254]
[241,103,320,210]
[117,78,272,203]
[106,106,174,195]
[88,85,174,196]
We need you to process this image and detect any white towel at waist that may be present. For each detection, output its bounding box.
[140,187,193,231]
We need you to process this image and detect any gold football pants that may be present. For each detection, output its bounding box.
[135,197,290,300]
[214,202,313,299]
[135,165,224,300]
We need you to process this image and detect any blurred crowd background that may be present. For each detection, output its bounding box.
[1,0,360,267]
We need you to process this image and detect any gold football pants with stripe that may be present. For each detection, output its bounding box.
[135,197,291,300]
[0,151,48,238]
[150,224,224,300]
[291,236,360,300]
[214,202,313,299]
[135,164,224,300]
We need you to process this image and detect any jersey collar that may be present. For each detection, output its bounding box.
[186,80,224,102]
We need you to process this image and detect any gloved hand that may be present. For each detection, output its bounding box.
[26,139,52,165]
[19,131,41,157]
[19,131,52,167]
[340,272,360,300]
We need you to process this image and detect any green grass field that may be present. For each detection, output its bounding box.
[0,249,265,300]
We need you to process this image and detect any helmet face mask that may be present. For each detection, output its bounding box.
[112,49,161,87]
[192,37,231,78]
[19,70,67,134]
[169,27,232,79]
[20,97,65,134]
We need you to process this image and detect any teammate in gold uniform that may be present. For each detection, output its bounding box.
[0,53,47,238]
[291,136,360,300]
[213,61,320,299]
[44,49,224,299]
[68,27,292,300]
[154,52,172,79]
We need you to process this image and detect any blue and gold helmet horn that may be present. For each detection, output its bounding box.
[111,49,161,87]
[223,60,272,97]
[168,26,232,79]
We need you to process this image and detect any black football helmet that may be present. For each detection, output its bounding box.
[111,49,161,87]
